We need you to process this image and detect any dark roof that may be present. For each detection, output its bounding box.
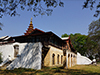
[8,29,65,43]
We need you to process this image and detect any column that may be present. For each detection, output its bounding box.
[72,54,73,66]
[66,50,68,68]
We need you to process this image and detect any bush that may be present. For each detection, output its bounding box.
[0,53,2,64]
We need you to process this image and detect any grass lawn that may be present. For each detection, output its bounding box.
[0,64,100,75]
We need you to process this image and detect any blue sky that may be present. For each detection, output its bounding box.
[0,0,99,37]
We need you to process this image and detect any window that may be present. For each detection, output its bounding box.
[50,37,54,44]
[14,45,19,57]
[57,54,59,64]
[61,55,63,64]
[45,38,48,42]
[36,36,40,42]
[68,54,70,57]
[55,41,57,45]
[52,54,55,65]
[32,37,35,42]
[71,54,72,57]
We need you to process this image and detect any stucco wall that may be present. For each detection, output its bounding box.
[0,42,27,61]
[44,49,50,66]
[0,42,42,70]
[44,45,63,67]
[66,51,77,68]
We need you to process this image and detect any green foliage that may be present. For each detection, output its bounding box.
[70,34,88,56]
[88,18,100,61]
[0,22,3,30]
[88,19,100,42]
[61,33,69,37]
[0,0,64,18]
[61,33,98,59]
[0,53,2,64]
[0,0,64,30]
[83,0,100,17]
[61,33,88,56]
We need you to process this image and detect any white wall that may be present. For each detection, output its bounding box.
[0,44,14,61]
[0,42,42,70]
[77,52,92,65]
[0,42,27,61]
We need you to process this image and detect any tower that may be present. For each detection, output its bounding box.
[24,18,34,35]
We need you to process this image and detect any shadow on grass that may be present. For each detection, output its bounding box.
[49,67,100,75]
[63,69,100,75]
[0,68,36,75]
[0,67,100,75]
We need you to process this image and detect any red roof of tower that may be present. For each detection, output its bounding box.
[24,18,34,35]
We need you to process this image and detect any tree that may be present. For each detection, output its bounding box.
[88,19,100,42]
[0,0,64,30]
[0,0,64,17]
[88,18,100,61]
[83,0,100,17]
[61,33,88,56]
[0,22,3,30]
[87,37,98,60]
[0,53,2,64]
[61,33,97,60]
[70,34,88,56]
[61,33,69,38]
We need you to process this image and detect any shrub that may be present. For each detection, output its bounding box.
[0,53,2,64]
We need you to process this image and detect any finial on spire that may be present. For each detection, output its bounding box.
[30,17,32,24]
[31,17,32,21]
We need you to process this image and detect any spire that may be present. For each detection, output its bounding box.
[30,17,32,24]
[24,18,34,35]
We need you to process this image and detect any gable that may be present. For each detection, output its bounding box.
[30,28,45,35]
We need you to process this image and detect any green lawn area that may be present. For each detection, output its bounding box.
[0,64,100,75]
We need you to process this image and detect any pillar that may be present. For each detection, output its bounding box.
[66,50,68,68]
[72,54,73,66]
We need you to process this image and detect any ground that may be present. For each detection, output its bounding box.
[0,63,100,75]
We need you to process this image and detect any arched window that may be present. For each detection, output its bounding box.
[57,54,59,64]
[52,54,55,65]
[14,45,19,57]
[68,54,70,57]
[71,54,72,57]
[61,55,63,64]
